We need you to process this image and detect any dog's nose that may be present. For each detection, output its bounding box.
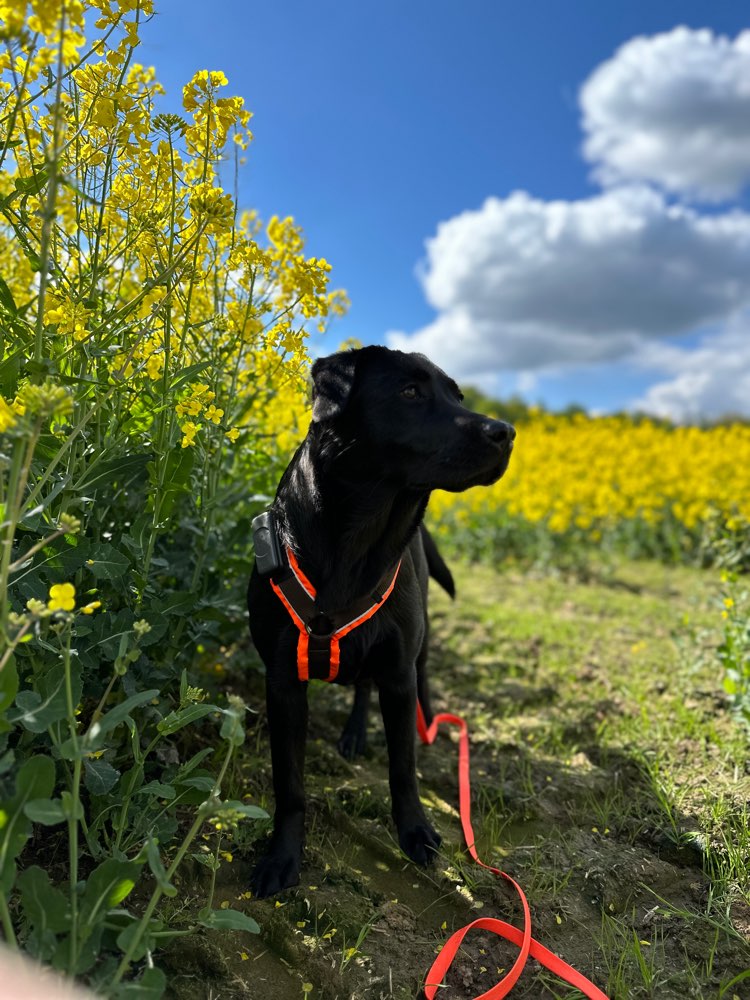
[482,419,516,445]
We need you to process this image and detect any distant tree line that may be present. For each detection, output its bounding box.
[460,385,748,429]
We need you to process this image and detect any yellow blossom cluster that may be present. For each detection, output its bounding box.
[429,412,750,540]
[44,294,93,342]
[0,7,349,988]
[0,0,347,460]
[44,583,100,614]
[0,397,16,432]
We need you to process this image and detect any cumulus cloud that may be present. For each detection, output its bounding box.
[388,26,750,420]
[630,320,750,421]
[580,27,750,200]
[387,186,750,377]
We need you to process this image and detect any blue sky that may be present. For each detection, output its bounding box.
[141,2,750,419]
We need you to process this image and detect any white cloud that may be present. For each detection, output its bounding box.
[387,186,750,377]
[630,320,750,421]
[387,26,750,421]
[580,27,750,200]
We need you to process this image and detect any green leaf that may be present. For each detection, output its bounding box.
[220,703,246,747]
[0,347,22,395]
[60,791,84,821]
[83,758,121,796]
[17,866,70,934]
[174,747,214,781]
[169,361,212,393]
[80,859,141,928]
[84,689,159,748]
[45,537,92,577]
[121,513,152,561]
[174,775,214,792]
[85,544,130,580]
[14,167,49,196]
[145,837,177,898]
[51,924,103,976]
[0,749,15,776]
[111,966,166,999]
[23,798,66,825]
[157,446,194,519]
[157,702,216,736]
[0,756,56,893]
[11,661,82,734]
[0,275,17,316]
[0,654,18,714]
[152,591,197,615]
[191,851,220,871]
[217,800,269,820]
[74,454,149,493]
[136,781,175,799]
[198,908,260,934]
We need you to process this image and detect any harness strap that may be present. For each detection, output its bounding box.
[270,547,401,682]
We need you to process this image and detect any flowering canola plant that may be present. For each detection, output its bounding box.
[428,411,750,561]
[0,2,345,992]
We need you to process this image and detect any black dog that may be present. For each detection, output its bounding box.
[247,345,515,897]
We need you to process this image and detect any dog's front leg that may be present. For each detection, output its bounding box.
[378,669,442,865]
[250,672,308,897]
[337,678,372,759]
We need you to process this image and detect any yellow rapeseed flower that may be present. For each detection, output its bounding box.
[45,295,92,341]
[48,583,76,612]
[181,421,198,448]
[0,396,17,432]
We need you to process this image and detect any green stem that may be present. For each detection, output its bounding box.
[7,524,68,574]
[62,630,81,975]
[0,439,25,629]
[110,739,236,988]
[0,893,17,948]
[205,833,221,914]
[0,621,31,674]
[0,34,37,172]
[112,734,159,854]
[34,1,67,367]
[0,419,42,628]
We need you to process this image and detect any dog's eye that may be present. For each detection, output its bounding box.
[401,385,420,400]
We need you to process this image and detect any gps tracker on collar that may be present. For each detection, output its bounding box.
[251,510,283,576]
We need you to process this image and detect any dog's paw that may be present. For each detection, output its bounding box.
[337,725,368,760]
[399,821,442,866]
[250,849,301,898]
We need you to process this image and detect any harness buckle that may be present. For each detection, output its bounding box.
[306,612,334,639]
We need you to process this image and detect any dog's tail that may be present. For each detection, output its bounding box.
[420,524,456,599]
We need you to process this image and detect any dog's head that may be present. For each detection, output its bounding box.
[310,346,514,492]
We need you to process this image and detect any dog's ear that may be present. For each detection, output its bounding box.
[311,351,357,422]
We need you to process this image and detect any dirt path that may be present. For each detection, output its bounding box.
[165,559,750,999]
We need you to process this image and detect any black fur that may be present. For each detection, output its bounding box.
[247,345,514,897]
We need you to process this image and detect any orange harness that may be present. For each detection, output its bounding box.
[270,547,400,682]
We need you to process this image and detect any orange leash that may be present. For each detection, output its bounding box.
[416,703,610,999]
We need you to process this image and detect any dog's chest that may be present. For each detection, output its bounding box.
[310,615,384,686]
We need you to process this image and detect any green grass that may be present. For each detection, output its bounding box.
[168,556,750,1000]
